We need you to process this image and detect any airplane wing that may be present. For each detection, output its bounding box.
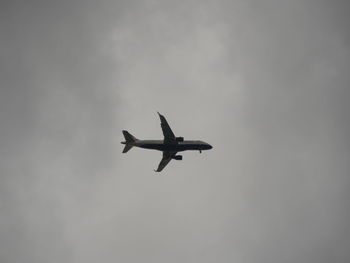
[154,151,176,172]
[158,112,176,144]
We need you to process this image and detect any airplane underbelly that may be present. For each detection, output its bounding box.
[140,143,198,152]
[170,144,196,151]
[139,144,163,150]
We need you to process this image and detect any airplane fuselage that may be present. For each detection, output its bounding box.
[121,112,212,171]
[126,140,212,152]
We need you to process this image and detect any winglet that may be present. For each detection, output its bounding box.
[157,112,166,123]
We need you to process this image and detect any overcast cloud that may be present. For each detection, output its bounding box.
[1,1,349,262]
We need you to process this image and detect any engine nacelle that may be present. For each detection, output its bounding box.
[175,137,184,142]
[172,155,183,161]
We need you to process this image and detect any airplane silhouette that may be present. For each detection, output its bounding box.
[121,112,212,172]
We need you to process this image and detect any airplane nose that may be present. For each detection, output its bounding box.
[207,144,213,149]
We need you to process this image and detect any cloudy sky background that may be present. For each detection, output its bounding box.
[1,0,349,262]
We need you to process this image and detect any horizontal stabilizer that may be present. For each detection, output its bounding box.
[122,130,137,143]
[122,144,133,153]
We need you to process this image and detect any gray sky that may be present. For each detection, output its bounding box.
[1,0,349,262]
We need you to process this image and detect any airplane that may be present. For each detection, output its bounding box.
[121,112,213,172]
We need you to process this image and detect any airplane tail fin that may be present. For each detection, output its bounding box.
[121,130,138,153]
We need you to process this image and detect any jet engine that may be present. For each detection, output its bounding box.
[172,155,183,160]
[175,137,184,142]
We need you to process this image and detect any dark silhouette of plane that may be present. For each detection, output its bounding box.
[121,112,213,172]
